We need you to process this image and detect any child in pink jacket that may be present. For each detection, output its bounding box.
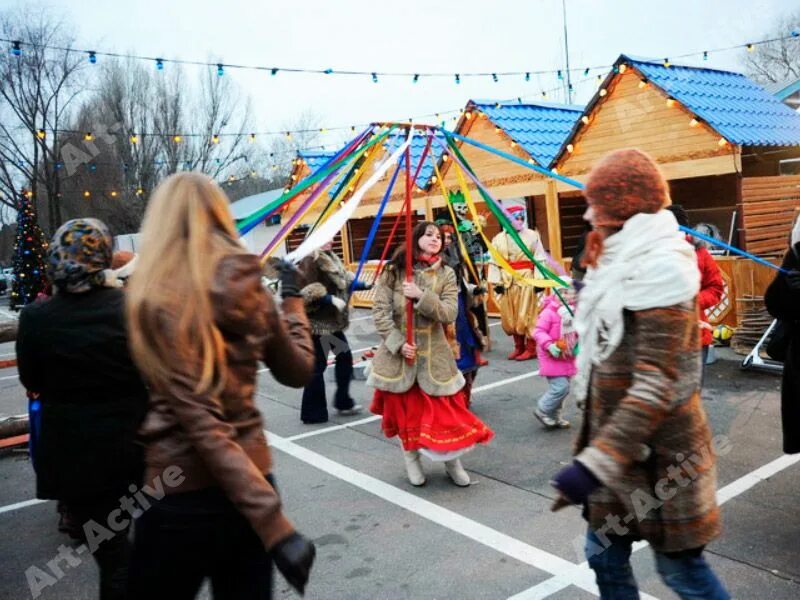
[532,290,578,429]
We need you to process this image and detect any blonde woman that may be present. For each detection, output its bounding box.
[126,173,316,599]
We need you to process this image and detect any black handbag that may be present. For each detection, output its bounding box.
[767,320,790,362]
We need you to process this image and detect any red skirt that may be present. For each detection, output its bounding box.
[370,384,494,454]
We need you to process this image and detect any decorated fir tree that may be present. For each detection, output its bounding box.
[10,191,48,310]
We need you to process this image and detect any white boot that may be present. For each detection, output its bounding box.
[403,450,426,486]
[444,459,471,487]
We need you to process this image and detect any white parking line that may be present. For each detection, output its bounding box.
[0,498,47,515]
[267,430,605,597]
[349,315,374,322]
[508,453,800,599]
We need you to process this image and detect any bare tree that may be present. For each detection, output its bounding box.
[743,10,800,84]
[0,5,85,233]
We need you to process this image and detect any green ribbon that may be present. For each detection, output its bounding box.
[237,125,397,233]
[443,132,566,287]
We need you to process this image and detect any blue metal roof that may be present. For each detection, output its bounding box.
[624,55,800,146]
[382,130,447,188]
[470,100,584,167]
[297,149,337,173]
[767,77,800,101]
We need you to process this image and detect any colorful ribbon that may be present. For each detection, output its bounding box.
[287,127,415,263]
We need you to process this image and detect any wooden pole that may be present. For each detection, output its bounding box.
[424,195,434,221]
[340,220,353,266]
[544,179,563,262]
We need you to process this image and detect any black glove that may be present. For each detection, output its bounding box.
[273,532,316,595]
[786,269,800,291]
[493,284,505,295]
[272,259,302,298]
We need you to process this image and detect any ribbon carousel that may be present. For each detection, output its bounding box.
[242,122,788,348]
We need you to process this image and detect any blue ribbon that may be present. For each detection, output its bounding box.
[680,225,787,273]
[444,130,584,190]
[350,155,406,292]
[443,128,787,274]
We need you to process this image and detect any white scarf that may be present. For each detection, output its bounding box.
[573,210,700,401]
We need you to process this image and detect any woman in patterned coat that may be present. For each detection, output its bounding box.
[550,150,729,599]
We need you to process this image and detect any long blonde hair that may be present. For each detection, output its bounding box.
[126,172,243,394]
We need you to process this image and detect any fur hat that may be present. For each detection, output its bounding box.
[584,149,670,227]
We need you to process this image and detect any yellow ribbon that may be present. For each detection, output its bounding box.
[431,159,481,284]
[263,161,352,260]
[449,160,560,288]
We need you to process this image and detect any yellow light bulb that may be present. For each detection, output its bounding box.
[666,98,676,108]
[639,80,648,89]
[212,135,220,144]
[690,118,699,127]
[581,115,590,125]
[718,137,728,147]
[599,89,607,97]
[173,135,182,143]
[619,64,627,73]
[83,190,90,198]
[567,144,574,153]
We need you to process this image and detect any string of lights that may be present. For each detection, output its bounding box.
[11,75,596,145]
[0,143,332,170]
[3,31,798,83]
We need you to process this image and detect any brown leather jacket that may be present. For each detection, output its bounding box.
[137,253,314,549]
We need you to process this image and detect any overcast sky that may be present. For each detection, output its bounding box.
[18,0,796,148]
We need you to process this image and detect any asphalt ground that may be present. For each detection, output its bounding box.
[0,308,798,599]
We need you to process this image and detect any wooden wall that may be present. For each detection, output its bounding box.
[348,214,423,262]
[439,114,550,199]
[556,69,734,178]
[739,175,800,255]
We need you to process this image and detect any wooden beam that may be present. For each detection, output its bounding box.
[424,195,433,221]
[545,179,562,261]
[341,222,353,264]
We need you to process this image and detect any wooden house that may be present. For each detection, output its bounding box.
[433,100,584,260]
[549,55,800,329]
[551,54,800,257]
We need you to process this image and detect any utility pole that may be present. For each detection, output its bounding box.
[562,0,573,104]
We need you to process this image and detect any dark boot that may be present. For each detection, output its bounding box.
[507,334,525,360]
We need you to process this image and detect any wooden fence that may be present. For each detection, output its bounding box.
[740,175,800,255]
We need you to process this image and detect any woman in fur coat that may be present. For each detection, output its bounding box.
[368,221,493,487]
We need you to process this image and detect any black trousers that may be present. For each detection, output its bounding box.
[67,494,131,600]
[127,482,274,600]
[301,331,354,423]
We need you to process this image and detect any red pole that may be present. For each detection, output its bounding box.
[404,146,414,363]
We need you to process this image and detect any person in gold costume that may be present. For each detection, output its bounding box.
[487,204,547,361]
